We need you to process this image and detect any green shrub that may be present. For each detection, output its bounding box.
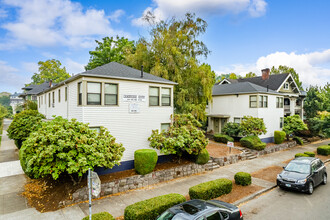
[195,148,210,165]
[274,131,286,144]
[293,136,303,145]
[295,153,309,158]
[304,151,315,157]
[234,172,252,186]
[214,134,234,143]
[134,149,158,175]
[222,122,241,137]
[82,212,114,220]
[240,135,266,151]
[21,116,125,184]
[283,115,307,140]
[189,178,232,200]
[148,114,208,158]
[317,145,330,156]
[124,193,186,220]
[7,110,45,149]
[240,116,267,136]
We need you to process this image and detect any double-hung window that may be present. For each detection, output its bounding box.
[78,82,82,105]
[58,89,61,103]
[105,83,118,105]
[48,93,51,107]
[149,87,159,106]
[249,95,257,108]
[276,97,284,108]
[161,88,171,106]
[52,92,55,106]
[87,82,101,105]
[280,117,284,128]
[259,95,268,108]
[161,123,170,131]
[234,118,241,124]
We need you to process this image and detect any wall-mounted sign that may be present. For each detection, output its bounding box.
[123,95,146,102]
[129,103,140,113]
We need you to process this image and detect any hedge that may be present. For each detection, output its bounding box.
[195,148,210,165]
[295,153,309,158]
[317,145,330,156]
[134,149,158,175]
[124,193,186,220]
[274,131,286,144]
[293,136,303,145]
[214,134,234,144]
[234,172,252,186]
[82,212,114,220]
[304,151,315,157]
[240,135,266,151]
[189,178,232,200]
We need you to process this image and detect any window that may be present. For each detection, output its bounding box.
[284,82,289,90]
[105,83,118,105]
[161,88,171,106]
[206,211,221,220]
[78,82,82,105]
[52,92,55,105]
[65,87,67,101]
[161,123,170,131]
[149,87,159,106]
[249,95,257,108]
[87,82,101,105]
[259,95,268,108]
[58,89,61,103]
[284,98,290,105]
[280,117,284,128]
[48,93,50,107]
[276,97,284,108]
[234,118,241,124]
[90,127,101,133]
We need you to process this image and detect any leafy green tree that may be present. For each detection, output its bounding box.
[126,13,215,120]
[308,111,330,137]
[283,115,308,140]
[85,36,135,70]
[20,117,125,184]
[0,104,8,120]
[148,114,208,161]
[304,85,330,118]
[240,116,267,136]
[7,110,45,149]
[0,95,10,106]
[270,65,302,90]
[245,72,257,78]
[23,100,38,110]
[222,122,241,137]
[29,59,70,85]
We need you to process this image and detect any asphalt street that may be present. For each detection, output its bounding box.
[240,163,330,220]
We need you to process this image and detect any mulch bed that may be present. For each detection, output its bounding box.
[21,158,193,213]
[251,166,283,183]
[206,141,242,158]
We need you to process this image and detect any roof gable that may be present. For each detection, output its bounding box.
[212,82,281,96]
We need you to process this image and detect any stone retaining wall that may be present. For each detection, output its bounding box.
[71,162,215,203]
[211,152,246,166]
[256,141,297,156]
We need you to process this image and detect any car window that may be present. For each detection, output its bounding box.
[285,162,310,174]
[220,212,229,219]
[311,162,317,172]
[157,211,175,220]
[316,160,323,169]
[205,211,222,220]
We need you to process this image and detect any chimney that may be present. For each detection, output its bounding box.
[49,80,53,87]
[141,65,144,78]
[261,68,270,80]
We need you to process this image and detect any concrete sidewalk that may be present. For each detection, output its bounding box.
[0,139,329,220]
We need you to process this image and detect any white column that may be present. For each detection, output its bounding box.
[290,97,296,116]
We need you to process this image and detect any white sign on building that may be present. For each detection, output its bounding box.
[129,103,140,113]
[123,95,146,102]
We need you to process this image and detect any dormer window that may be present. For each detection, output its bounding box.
[284,82,289,90]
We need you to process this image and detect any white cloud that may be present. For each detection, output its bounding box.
[0,0,129,49]
[0,61,29,90]
[65,58,85,74]
[109,9,125,23]
[132,0,267,26]
[216,49,330,88]
[0,8,8,18]
[22,62,38,73]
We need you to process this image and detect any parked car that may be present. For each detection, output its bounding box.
[277,157,327,194]
[156,199,243,220]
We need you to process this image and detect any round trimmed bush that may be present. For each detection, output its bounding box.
[189,178,232,200]
[134,149,158,175]
[304,151,315,157]
[82,212,115,220]
[295,153,309,158]
[240,135,266,151]
[234,172,252,186]
[214,134,234,143]
[274,131,286,144]
[317,145,330,156]
[195,149,210,165]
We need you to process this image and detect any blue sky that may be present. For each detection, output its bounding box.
[0,0,329,93]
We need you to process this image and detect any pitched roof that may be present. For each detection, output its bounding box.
[213,82,282,96]
[20,82,55,96]
[219,73,289,91]
[38,62,177,95]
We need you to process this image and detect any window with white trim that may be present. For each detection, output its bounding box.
[161,88,171,106]
[78,82,82,105]
[234,118,241,124]
[161,123,170,131]
[87,82,101,105]
[104,83,118,105]
[249,95,257,108]
[259,95,268,108]
[276,97,284,108]
[149,87,159,106]
[280,117,284,128]
[284,82,289,90]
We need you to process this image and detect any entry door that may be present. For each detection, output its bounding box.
[220,118,227,133]
[214,118,219,133]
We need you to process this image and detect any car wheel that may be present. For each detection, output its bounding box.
[322,174,327,185]
[308,182,314,194]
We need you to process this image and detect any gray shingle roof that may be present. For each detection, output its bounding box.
[221,73,289,91]
[21,82,56,96]
[213,82,282,96]
[81,62,176,85]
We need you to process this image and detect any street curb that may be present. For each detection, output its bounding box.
[233,185,277,207]
[324,159,330,164]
